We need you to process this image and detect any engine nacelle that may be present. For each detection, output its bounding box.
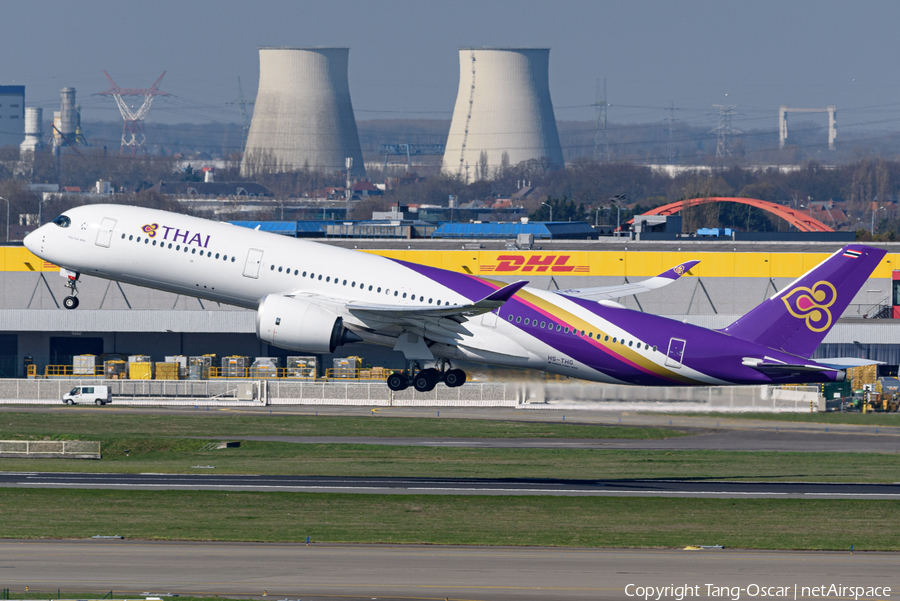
[256,294,360,354]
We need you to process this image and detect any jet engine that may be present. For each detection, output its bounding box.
[256,294,361,354]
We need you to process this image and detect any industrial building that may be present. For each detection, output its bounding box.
[2,240,900,379]
[19,107,43,154]
[241,47,366,178]
[443,48,565,178]
[0,86,25,149]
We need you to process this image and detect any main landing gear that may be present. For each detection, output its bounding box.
[63,271,80,310]
[386,360,467,392]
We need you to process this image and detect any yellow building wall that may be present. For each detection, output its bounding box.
[363,249,900,279]
[3,247,897,279]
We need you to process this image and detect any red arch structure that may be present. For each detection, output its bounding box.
[631,197,834,232]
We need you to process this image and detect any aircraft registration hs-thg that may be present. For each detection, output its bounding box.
[24,205,883,391]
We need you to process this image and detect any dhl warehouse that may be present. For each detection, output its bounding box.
[0,238,898,379]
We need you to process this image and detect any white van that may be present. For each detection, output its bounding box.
[62,386,111,406]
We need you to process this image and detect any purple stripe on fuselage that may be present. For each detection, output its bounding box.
[393,257,841,386]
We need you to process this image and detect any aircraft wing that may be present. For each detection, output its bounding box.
[554,260,700,301]
[343,280,529,347]
[346,280,528,320]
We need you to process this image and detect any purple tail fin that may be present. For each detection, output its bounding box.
[720,244,886,358]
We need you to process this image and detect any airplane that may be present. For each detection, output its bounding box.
[24,204,884,392]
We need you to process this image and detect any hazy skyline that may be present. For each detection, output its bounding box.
[6,0,900,135]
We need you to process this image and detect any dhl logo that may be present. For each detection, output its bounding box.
[480,255,589,274]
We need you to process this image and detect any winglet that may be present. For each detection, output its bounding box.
[482,280,528,303]
[658,260,700,280]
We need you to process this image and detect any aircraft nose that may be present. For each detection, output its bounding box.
[24,229,39,253]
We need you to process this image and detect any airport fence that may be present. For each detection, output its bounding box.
[0,439,100,458]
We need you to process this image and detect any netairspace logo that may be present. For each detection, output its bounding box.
[625,583,891,600]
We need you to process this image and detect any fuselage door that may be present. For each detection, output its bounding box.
[95,218,117,248]
[243,248,264,279]
[665,338,686,368]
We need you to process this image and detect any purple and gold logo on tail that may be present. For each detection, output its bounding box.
[674,265,685,276]
[781,281,837,332]
[142,223,159,237]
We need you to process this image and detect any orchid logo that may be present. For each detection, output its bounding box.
[142,223,159,237]
[780,280,837,332]
[674,265,685,276]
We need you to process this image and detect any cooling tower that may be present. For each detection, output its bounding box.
[241,47,366,178]
[20,107,43,154]
[443,48,564,178]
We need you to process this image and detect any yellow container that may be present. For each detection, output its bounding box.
[129,362,155,380]
[155,362,179,380]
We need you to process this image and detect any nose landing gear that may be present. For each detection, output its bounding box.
[385,360,467,392]
[62,270,80,310]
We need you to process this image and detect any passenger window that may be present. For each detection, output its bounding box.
[145,239,150,244]
[294,270,298,275]
[394,291,398,296]
[199,250,203,255]
[153,240,157,246]
[303,271,307,277]
[613,337,617,343]
[176,245,180,250]
[605,335,609,341]
[540,321,546,328]
[402,292,407,298]
[184,247,189,252]
[369,286,373,291]
[216,253,220,259]
[129,235,133,241]
[653,345,658,351]
[231,257,235,262]
[326,277,330,282]
[516,316,521,323]
[137,237,141,242]
[428,298,432,304]
[524,318,529,325]
[168,243,173,249]
[589,332,593,338]
[437,300,441,305]
[556,325,561,332]
[564,327,569,333]
[342,280,347,285]
[581,330,585,336]
[318,275,322,280]
[377,287,382,293]
[508,315,513,322]
[191,248,195,253]
[628,341,633,347]
[121,233,126,239]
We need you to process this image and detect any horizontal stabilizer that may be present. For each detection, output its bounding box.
[742,357,840,374]
[815,357,884,369]
[556,260,700,301]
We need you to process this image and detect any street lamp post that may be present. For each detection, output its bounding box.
[541,201,553,223]
[0,197,8,242]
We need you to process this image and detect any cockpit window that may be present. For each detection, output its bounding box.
[52,215,71,228]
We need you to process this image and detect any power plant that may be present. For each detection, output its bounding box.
[19,107,43,154]
[241,47,366,178]
[442,48,565,179]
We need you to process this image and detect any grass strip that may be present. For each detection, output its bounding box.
[670,412,900,426]
[3,443,900,482]
[0,489,896,551]
[0,412,680,440]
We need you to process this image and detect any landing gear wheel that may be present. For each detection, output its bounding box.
[444,369,466,388]
[413,368,440,392]
[386,373,408,391]
[63,296,79,310]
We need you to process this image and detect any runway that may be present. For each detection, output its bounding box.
[1,539,896,601]
[3,471,899,498]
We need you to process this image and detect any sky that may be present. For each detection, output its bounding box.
[6,0,900,134]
